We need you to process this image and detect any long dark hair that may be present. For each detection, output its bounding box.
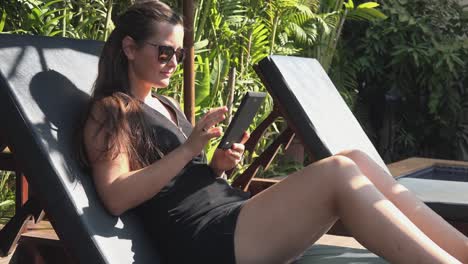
[77,1,183,170]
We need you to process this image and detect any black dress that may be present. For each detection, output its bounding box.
[133,94,250,264]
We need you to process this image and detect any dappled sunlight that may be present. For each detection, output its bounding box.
[349,176,373,191]
[390,183,410,196]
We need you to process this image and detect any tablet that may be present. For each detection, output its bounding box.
[218,91,266,149]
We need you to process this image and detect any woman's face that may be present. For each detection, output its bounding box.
[126,22,184,90]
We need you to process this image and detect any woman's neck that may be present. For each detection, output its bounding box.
[128,71,156,102]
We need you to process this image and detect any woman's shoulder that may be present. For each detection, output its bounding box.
[90,92,140,118]
[93,92,135,107]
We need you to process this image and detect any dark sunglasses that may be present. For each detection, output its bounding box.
[145,42,185,64]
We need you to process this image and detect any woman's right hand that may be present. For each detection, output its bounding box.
[183,106,228,157]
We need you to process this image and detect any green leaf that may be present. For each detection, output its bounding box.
[43,8,66,19]
[49,29,64,36]
[31,7,44,24]
[0,10,6,32]
[42,14,66,35]
[194,39,210,50]
[357,2,379,9]
[0,200,14,208]
[204,143,217,162]
[43,0,64,9]
[195,57,211,106]
[344,0,355,9]
[347,8,387,21]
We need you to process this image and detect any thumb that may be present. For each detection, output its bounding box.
[240,131,250,144]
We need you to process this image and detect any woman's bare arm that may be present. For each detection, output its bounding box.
[84,102,227,216]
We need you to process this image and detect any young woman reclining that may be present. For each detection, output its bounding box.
[78,1,468,263]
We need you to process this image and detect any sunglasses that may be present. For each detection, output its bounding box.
[145,42,185,64]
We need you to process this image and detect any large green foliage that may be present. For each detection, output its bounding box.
[341,0,468,162]
[0,0,133,40]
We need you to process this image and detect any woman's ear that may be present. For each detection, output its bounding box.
[122,36,136,61]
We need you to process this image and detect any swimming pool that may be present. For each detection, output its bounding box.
[397,165,468,222]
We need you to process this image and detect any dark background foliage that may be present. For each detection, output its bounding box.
[337,0,468,163]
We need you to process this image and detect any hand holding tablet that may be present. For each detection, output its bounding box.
[217,91,266,149]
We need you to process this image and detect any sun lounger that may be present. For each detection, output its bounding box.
[297,245,387,264]
[253,55,468,223]
[0,34,159,263]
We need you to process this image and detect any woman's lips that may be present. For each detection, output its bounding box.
[160,71,172,77]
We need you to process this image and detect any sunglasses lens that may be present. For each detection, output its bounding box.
[158,46,174,63]
[158,46,185,64]
[176,49,185,63]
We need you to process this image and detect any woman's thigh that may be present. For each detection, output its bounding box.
[233,155,358,264]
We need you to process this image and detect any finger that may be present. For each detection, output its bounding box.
[222,149,243,165]
[206,126,223,134]
[228,154,242,165]
[227,149,242,160]
[205,106,228,117]
[198,112,227,134]
[198,106,227,124]
[205,126,223,138]
[230,143,245,153]
[201,106,227,122]
[203,112,226,130]
[240,131,250,144]
[202,112,226,130]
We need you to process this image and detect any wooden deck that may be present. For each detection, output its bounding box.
[386,156,468,177]
[0,221,61,264]
[0,251,12,264]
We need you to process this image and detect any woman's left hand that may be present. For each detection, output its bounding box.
[209,132,250,177]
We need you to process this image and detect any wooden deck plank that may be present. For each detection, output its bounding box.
[387,157,468,177]
[0,220,58,245]
[0,221,59,263]
[0,253,14,264]
[315,234,365,249]
[20,221,58,241]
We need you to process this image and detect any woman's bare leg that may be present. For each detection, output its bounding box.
[339,149,468,262]
[234,155,461,264]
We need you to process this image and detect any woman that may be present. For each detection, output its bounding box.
[78,1,468,263]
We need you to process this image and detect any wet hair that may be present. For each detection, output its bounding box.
[77,1,183,170]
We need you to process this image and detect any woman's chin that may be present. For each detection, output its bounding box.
[153,79,170,88]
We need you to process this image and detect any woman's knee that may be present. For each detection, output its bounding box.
[306,155,361,184]
[303,155,373,209]
[337,149,383,175]
[338,149,395,188]
[337,149,369,162]
[327,154,360,172]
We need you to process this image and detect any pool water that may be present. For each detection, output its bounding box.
[396,165,468,221]
[400,165,468,182]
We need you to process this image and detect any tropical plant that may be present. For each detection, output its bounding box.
[0,0,127,40]
[340,0,468,162]
[0,171,15,223]
[283,0,387,106]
